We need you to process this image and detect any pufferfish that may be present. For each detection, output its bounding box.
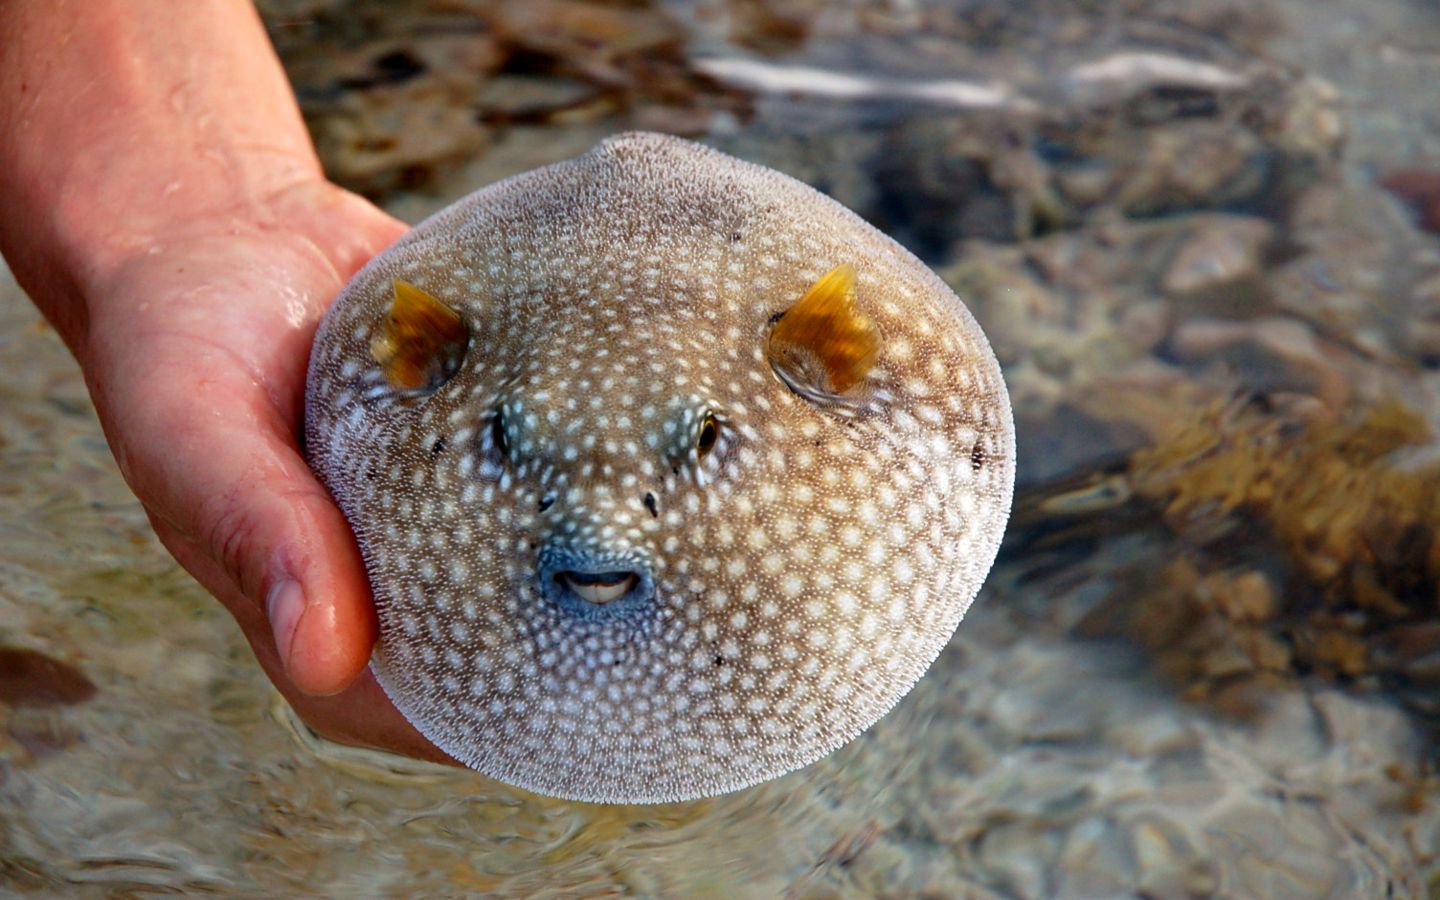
[304,132,1014,804]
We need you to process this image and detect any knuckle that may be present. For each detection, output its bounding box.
[199,482,268,602]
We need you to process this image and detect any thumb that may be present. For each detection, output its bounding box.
[82,239,383,697]
[121,384,378,697]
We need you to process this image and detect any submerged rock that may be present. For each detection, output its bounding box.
[0,646,97,708]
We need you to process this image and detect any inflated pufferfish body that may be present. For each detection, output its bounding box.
[305,132,1014,804]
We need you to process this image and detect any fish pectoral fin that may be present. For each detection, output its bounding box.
[370,279,469,390]
[767,263,878,400]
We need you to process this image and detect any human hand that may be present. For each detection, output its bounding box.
[76,179,451,763]
[0,0,453,763]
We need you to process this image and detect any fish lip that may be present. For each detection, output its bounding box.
[536,543,655,621]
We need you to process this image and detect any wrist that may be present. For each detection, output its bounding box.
[0,0,323,351]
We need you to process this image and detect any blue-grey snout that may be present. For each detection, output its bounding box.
[537,544,655,620]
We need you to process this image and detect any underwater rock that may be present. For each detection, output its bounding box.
[307,78,492,194]
[283,19,505,194]
[1403,274,1440,365]
[473,74,612,126]
[273,1,744,194]
[478,0,686,81]
[0,646,97,708]
[1169,316,1352,407]
[1107,124,1270,217]
[1161,214,1274,296]
[1061,51,1250,107]
[1380,168,1440,233]
[719,0,824,55]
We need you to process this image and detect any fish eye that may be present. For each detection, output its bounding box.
[696,412,718,456]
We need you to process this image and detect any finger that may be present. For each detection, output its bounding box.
[84,245,377,695]
[133,385,378,696]
[152,516,452,762]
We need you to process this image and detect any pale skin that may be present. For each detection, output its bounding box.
[0,1,447,762]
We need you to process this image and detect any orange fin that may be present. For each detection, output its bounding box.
[767,263,878,399]
[370,279,468,390]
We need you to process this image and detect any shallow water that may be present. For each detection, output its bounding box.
[5,0,1440,896]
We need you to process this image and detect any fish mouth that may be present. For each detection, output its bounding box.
[537,543,655,621]
[556,570,639,606]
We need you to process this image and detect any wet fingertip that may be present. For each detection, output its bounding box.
[265,578,305,678]
[287,589,376,697]
[266,576,354,697]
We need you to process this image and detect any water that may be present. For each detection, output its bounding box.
[4,0,1440,895]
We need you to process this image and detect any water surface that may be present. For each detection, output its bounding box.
[4,0,1440,895]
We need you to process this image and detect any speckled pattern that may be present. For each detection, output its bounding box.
[304,132,1014,803]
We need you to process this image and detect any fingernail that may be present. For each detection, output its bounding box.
[266,579,305,671]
